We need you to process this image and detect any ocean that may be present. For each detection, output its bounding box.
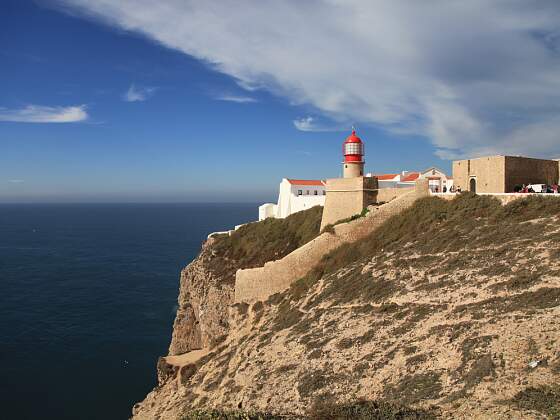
[0,203,257,420]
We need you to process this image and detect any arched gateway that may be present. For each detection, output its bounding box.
[469,178,476,193]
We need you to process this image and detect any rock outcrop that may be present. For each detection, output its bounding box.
[133,194,560,419]
[168,238,232,356]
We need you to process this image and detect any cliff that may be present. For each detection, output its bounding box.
[133,194,560,419]
[168,205,324,356]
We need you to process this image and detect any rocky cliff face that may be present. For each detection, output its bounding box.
[168,205,324,356]
[168,238,233,356]
[133,195,560,419]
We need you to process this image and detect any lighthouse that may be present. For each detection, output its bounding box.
[320,127,377,229]
[343,129,364,178]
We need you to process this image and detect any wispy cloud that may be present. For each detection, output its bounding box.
[56,1,560,158]
[293,116,345,132]
[215,94,257,103]
[0,105,88,123]
[8,179,24,184]
[123,84,156,102]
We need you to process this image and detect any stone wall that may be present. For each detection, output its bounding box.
[504,156,559,192]
[234,179,430,303]
[320,176,378,230]
[376,186,415,203]
[233,233,347,303]
[453,155,560,193]
[453,156,506,193]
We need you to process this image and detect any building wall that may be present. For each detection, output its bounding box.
[343,162,364,178]
[504,156,559,192]
[378,180,398,188]
[258,203,277,221]
[453,156,506,193]
[320,176,378,230]
[453,155,560,194]
[275,179,325,218]
[376,186,415,203]
[286,191,325,216]
[420,167,452,192]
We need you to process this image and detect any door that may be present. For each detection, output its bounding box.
[469,178,476,193]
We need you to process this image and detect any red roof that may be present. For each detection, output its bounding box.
[344,130,363,144]
[375,173,399,181]
[401,172,420,182]
[287,179,324,186]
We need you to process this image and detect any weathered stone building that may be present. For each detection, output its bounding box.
[453,155,560,193]
[320,176,378,229]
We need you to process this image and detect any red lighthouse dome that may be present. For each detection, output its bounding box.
[343,130,364,163]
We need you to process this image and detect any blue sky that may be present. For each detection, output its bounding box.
[2,1,560,203]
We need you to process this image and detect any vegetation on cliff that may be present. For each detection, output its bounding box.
[299,191,560,292]
[168,205,323,356]
[181,399,436,419]
[210,205,323,284]
[136,194,560,419]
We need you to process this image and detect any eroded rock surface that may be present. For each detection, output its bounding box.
[169,238,233,355]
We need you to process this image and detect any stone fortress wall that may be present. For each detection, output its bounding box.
[320,177,416,230]
[234,179,430,303]
[453,156,506,193]
[453,155,560,193]
[504,156,559,192]
[320,176,377,230]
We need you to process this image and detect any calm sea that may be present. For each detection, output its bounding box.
[0,203,256,420]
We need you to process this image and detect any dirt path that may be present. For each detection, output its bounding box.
[165,348,208,368]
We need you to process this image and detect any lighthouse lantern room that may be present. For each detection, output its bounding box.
[342,129,365,178]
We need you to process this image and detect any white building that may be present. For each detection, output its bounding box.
[370,168,453,192]
[259,178,326,220]
[372,173,400,188]
[399,167,453,192]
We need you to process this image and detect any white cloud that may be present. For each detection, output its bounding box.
[293,116,345,132]
[215,94,257,103]
[8,179,24,184]
[56,0,560,158]
[123,84,156,102]
[0,104,88,123]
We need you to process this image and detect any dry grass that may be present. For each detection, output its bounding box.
[383,372,443,406]
[209,206,323,284]
[307,399,436,419]
[290,193,560,301]
[505,384,560,418]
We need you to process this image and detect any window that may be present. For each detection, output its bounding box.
[314,190,318,195]
[306,190,310,195]
[323,191,326,195]
[344,143,363,155]
[298,190,302,196]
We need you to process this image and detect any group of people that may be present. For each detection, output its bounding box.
[433,183,559,194]
[513,184,560,193]
[433,185,461,193]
